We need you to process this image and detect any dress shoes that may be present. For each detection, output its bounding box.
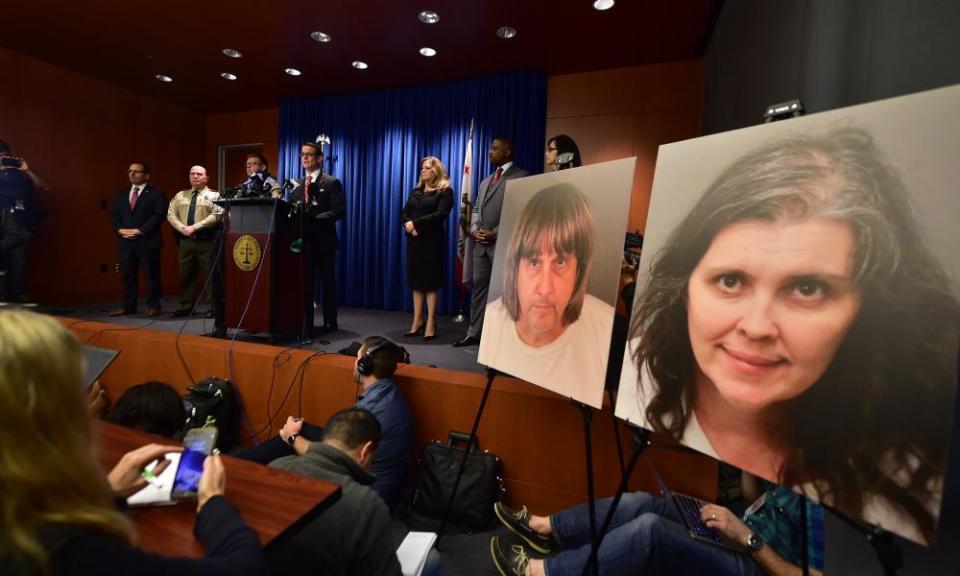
[452,335,480,348]
[168,309,191,318]
[204,310,215,319]
[204,326,227,339]
[147,307,162,317]
[404,323,425,337]
[108,308,134,317]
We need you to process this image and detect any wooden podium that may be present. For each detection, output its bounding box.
[217,198,311,341]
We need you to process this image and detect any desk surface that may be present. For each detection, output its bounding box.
[96,422,340,558]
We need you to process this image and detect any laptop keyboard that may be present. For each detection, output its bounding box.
[674,493,723,543]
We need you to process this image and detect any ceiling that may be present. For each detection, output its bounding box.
[3,0,722,114]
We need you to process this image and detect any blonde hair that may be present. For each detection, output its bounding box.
[416,156,451,192]
[0,311,134,571]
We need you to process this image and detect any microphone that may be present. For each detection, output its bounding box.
[556,152,576,170]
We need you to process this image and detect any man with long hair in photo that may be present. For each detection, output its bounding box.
[479,183,615,408]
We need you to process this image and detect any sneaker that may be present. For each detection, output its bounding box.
[494,502,556,554]
[490,535,532,576]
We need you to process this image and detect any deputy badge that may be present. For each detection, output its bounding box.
[232,234,262,271]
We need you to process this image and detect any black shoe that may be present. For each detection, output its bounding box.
[494,502,556,554]
[204,310,215,319]
[204,326,227,339]
[168,309,191,318]
[423,322,438,341]
[490,535,533,576]
[318,323,339,334]
[404,322,425,337]
[452,335,480,348]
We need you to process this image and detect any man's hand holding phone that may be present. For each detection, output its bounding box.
[197,453,226,512]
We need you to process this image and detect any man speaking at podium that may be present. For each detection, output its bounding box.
[288,142,345,334]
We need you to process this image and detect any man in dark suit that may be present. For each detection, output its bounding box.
[454,137,529,347]
[109,162,166,316]
[287,142,345,334]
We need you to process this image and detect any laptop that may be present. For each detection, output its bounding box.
[644,455,747,553]
[83,345,119,389]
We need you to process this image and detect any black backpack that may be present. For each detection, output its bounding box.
[181,377,239,451]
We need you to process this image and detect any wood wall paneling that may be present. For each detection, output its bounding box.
[0,47,204,304]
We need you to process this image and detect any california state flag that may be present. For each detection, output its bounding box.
[457,120,474,286]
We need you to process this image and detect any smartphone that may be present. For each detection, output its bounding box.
[170,426,218,500]
[0,156,22,168]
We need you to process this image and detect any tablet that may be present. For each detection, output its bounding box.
[83,345,119,389]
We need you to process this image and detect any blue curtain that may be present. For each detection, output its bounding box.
[278,71,547,314]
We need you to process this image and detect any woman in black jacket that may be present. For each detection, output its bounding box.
[400,156,454,340]
[0,310,266,576]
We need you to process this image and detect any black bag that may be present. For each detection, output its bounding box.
[410,431,505,532]
[181,377,239,451]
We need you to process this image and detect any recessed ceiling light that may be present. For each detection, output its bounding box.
[351,60,369,70]
[220,72,238,81]
[285,68,302,76]
[222,48,242,58]
[310,31,331,43]
[496,26,517,39]
[419,47,437,57]
[155,74,173,83]
[418,10,439,24]
[593,0,615,10]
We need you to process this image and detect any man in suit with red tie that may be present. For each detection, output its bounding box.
[288,143,346,334]
[454,137,529,347]
[109,162,167,316]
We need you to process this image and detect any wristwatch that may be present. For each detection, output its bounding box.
[286,432,299,447]
[746,532,765,553]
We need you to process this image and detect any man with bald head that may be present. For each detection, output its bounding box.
[167,165,224,330]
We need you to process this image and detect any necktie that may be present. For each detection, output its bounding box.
[303,174,313,203]
[490,167,504,191]
[129,186,139,210]
[186,190,199,226]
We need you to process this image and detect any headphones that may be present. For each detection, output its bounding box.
[356,339,397,377]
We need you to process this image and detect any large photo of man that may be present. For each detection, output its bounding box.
[478,158,634,408]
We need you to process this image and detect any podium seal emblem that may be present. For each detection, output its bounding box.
[233,234,262,271]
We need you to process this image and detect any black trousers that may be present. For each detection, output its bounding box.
[0,210,28,302]
[118,240,162,311]
[314,248,338,327]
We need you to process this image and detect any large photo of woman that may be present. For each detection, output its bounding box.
[616,85,960,545]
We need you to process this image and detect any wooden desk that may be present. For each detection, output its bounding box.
[96,421,340,558]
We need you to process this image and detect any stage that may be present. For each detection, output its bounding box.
[54,302,485,374]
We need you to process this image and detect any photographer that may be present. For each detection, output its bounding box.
[0,140,44,303]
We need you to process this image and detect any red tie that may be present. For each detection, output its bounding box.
[129,186,139,210]
[303,174,312,203]
[490,167,504,190]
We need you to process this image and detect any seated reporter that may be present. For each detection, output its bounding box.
[491,473,823,576]
[0,310,265,576]
[267,408,404,576]
[234,336,412,509]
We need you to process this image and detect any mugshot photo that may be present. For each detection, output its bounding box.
[478,158,635,409]
[616,85,960,545]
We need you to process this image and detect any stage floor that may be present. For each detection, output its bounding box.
[55,302,485,374]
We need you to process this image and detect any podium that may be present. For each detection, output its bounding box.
[216,198,312,341]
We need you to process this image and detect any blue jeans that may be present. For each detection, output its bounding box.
[545,492,764,576]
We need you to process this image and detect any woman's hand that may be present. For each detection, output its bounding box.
[404,220,416,234]
[107,443,182,497]
[700,504,751,545]
[197,454,226,512]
